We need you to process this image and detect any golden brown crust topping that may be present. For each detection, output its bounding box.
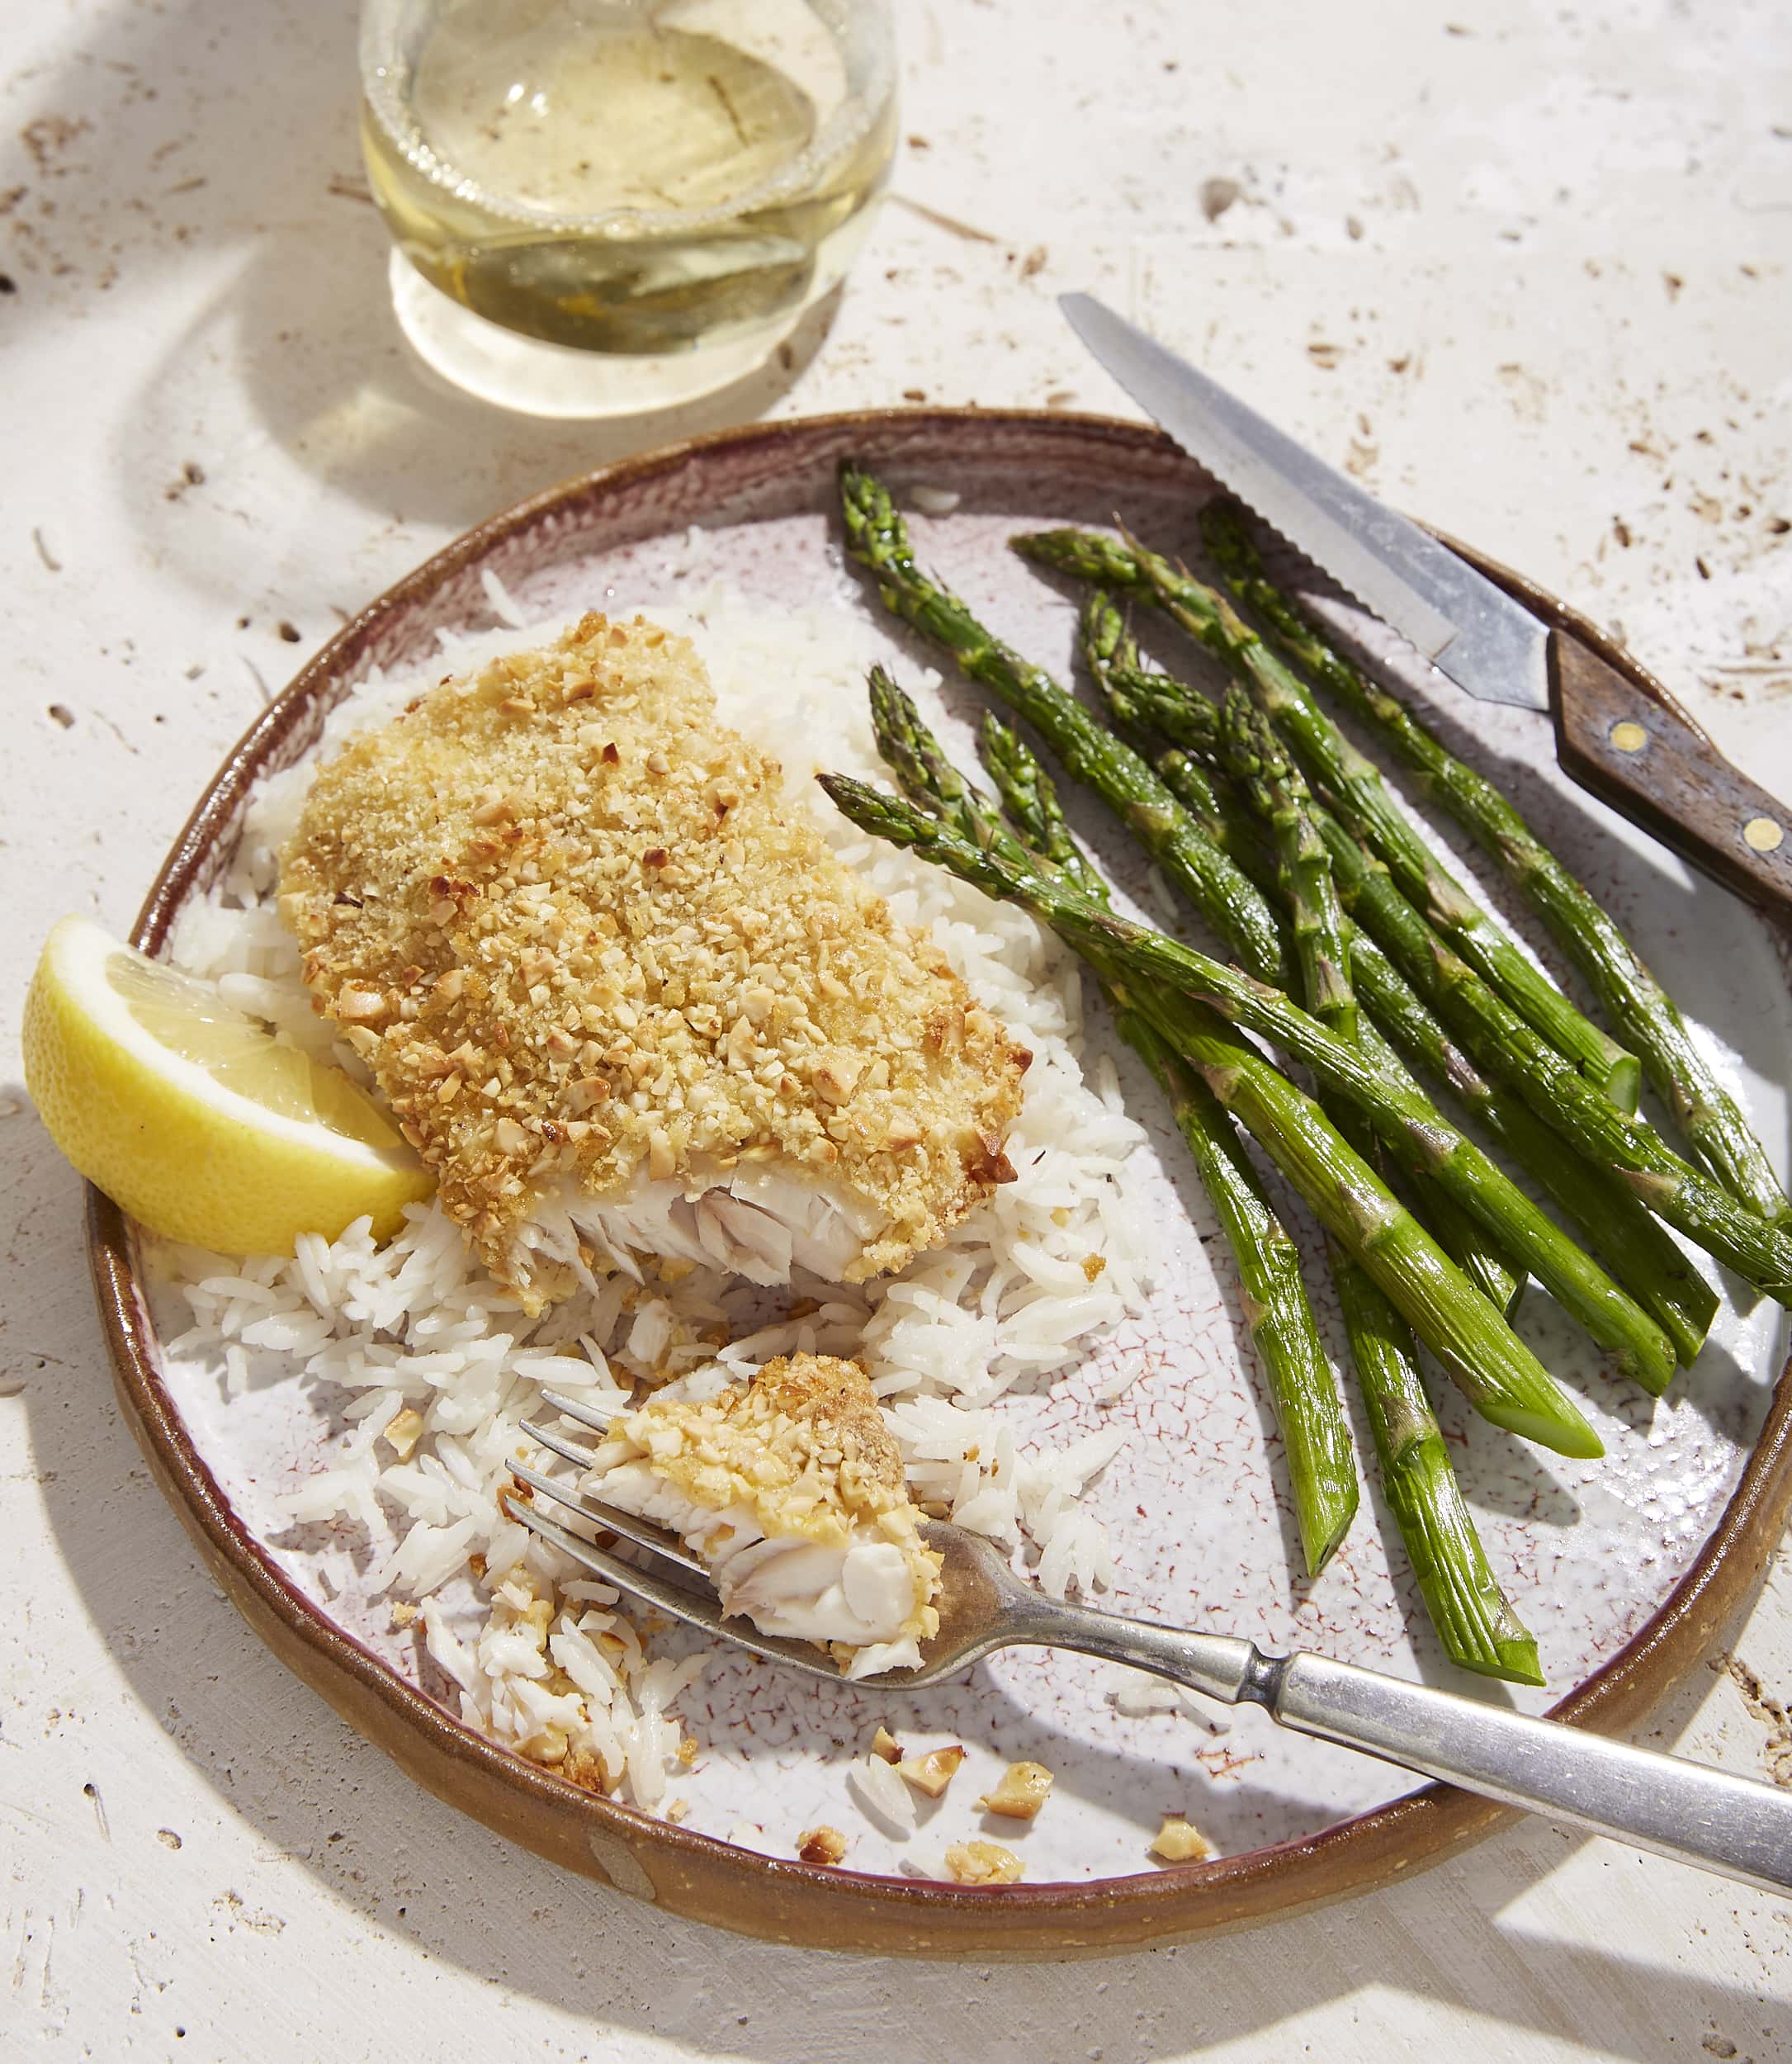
[279,613,1029,1299]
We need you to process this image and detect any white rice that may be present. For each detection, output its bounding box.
[158,581,1156,1820]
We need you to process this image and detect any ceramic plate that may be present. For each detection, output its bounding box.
[91,411,1792,1957]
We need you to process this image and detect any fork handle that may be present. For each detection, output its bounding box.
[1046,1603,1792,1894]
[1260,1650,1792,1896]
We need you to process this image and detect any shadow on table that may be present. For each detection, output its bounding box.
[8,1105,1784,2064]
[0,0,840,604]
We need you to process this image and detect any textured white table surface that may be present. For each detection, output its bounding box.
[4,2,1790,2057]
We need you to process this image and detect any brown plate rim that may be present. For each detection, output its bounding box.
[86,407,1792,1959]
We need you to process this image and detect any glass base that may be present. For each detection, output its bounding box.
[386,250,800,419]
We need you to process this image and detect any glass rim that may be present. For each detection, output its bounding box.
[357,2,895,238]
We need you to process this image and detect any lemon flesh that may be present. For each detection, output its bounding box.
[23,914,432,1255]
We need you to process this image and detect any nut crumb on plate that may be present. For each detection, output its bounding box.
[944,1840,1024,1886]
[897,1744,965,1797]
[978,1759,1054,1820]
[797,1825,848,1866]
[1150,1816,1213,1863]
[871,1725,903,1764]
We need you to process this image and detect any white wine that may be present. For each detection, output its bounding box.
[363,0,896,358]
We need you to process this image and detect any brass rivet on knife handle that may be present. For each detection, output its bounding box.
[1549,626,1792,924]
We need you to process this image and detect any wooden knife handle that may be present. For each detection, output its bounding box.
[1548,626,1792,923]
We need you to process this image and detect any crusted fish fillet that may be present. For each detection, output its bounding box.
[280,613,1029,1305]
[583,1353,942,1678]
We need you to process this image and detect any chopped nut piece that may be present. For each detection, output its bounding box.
[382,1406,425,1460]
[979,1760,1054,1820]
[797,1825,848,1867]
[881,1110,924,1151]
[494,1116,529,1156]
[1150,1817,1213,1863]
[896,1745,964,1798]
[871,1726,903,1765]
[813,1051,863,1105]
[336,986,386,1021]
[390,1599,418,1629]
[944,1840,1023,1886]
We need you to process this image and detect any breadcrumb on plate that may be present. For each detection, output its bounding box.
[280,613,1030,1305]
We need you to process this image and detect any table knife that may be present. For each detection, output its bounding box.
[1061,291,1792,921]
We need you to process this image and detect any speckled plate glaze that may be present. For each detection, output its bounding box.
[90,412,1792,1958]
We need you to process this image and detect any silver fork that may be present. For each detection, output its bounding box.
[506,1389,1792,1896]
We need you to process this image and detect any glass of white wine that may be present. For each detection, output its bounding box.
[360,0,896,417]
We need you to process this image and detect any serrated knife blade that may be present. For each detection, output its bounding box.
[1061,292,1552,712]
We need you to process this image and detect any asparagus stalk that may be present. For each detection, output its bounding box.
[1340,1310,1542,1688]
[960,704,1358,1573]
[1222,684,1358,1041]
[1346,922,1718,1368]
[821,769,1620,1452]
[1014,526,1643,1112]
[987,712,1542,1679]
[1201,496,1792,1229]
[1061,606,1767,1325]
[1310,802,1792,1304]
[1219,684,1526,1320]
[839,465,1289,987]
[1094,632,1724,1362]
[1205,688,1542,1678]
[1144,692,1714,1359]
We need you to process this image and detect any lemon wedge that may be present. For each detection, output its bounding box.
[23,914,432,1254]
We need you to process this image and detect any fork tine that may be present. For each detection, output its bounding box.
[508,1461,708,1578]
[500,1493,843,1680]
[539,1386,625,1435]
[520,1417,603,1472]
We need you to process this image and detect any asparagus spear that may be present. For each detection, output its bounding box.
[838,465,1288,987]
[1219,684,1526,1320]
[838,468,1679,1369]
[1309,801,1792,1303]
[1095,628,1724,1363]
[1062,607,1766,1326]
[821,769,1622,1451]
[1345,921,1718,1367]
[984,709,1542,1678]
[1203,689,1542,1678]
[1137,690,1712,1361]
[1222,686,1356,1039]
[1014,526,1643,1112]
[1093,604,1527,1318]
[1201,496,1792,1229]
[955,703,1357,1573]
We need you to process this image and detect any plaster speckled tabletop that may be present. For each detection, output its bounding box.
[4,2,1790,2058]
